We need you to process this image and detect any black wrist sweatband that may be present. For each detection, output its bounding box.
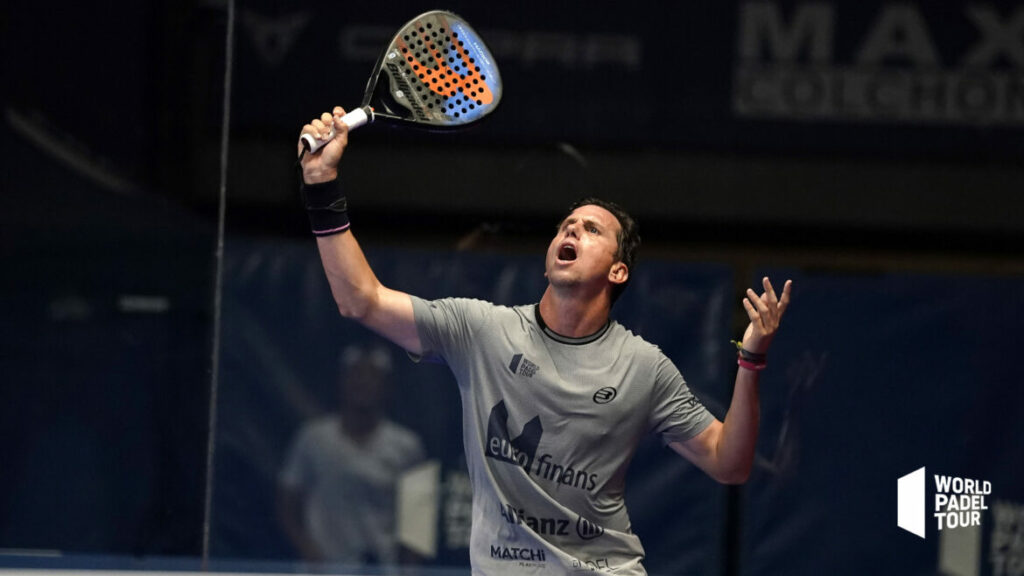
[737,348,767,363]
[302,178,350,236]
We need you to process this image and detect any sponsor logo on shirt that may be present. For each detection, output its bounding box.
[500,502,606,541]
[508,353,540,378]
[501,503,569,536]
[576,515,605,540]
[571,556,612,571]
[485,400,600,492]
[592,387,617,404]
[486,400,542,471]
[490,544,547,563]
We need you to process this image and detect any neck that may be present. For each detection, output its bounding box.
[538,285,611,338]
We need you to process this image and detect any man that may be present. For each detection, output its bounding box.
[278,344,425,566]
[298,107,792,575]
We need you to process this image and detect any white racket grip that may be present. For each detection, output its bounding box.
[300,106,373,153]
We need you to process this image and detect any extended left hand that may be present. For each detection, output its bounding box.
[741,277,793,355]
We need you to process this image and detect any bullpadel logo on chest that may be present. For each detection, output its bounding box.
[485,400,599,492]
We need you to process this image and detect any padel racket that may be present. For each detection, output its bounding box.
[300,10,502,153]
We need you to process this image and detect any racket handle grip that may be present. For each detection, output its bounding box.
[300,106,373,153]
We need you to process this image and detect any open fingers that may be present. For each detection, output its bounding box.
[762,276,778,306]
[777,279,793,314]
[742,296,761,324]
[746,288,770,315]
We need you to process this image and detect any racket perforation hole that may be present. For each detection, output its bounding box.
[477,99,483,105]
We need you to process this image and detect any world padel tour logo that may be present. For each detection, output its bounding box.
[897,467,993,538]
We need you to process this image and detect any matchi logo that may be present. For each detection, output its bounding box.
[897,466,992,539]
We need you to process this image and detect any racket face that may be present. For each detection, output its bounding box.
[367,11,502,129]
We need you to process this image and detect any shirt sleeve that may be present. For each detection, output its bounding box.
[409,296,495,365]
[648,352,715,444]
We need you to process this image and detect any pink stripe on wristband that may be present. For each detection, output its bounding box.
[737,358,766,371]
[312,222,351,236]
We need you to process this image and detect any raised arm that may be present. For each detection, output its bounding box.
[299,107,422,355]
[669,277,792,484]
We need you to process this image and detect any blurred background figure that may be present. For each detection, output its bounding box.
[276,343,425,566]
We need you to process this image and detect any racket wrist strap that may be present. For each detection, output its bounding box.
[302,178,350,236]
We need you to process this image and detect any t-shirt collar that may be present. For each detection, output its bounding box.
[533,304,610,345]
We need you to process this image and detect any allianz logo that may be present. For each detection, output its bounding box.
[500,502,606,541]
[485,400,599,492]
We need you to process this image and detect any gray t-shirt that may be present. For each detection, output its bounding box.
[279,415,425,564]
[411,297,714,575]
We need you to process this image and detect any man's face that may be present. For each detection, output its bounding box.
[545,204,626,293]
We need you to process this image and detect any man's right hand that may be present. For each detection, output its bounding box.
[299,106,350,184]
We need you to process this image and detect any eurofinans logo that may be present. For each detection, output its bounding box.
[897,467,993,539]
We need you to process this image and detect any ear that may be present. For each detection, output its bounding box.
[608,262,629,286]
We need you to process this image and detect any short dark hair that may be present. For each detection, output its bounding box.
[564,197,641,303]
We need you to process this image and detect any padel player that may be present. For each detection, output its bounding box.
[298,107,793,575]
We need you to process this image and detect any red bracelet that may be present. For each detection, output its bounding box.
[737,357,766,371]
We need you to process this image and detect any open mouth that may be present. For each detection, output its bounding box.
[557,243,577,262]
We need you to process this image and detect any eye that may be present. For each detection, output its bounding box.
[587,225,599,234]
